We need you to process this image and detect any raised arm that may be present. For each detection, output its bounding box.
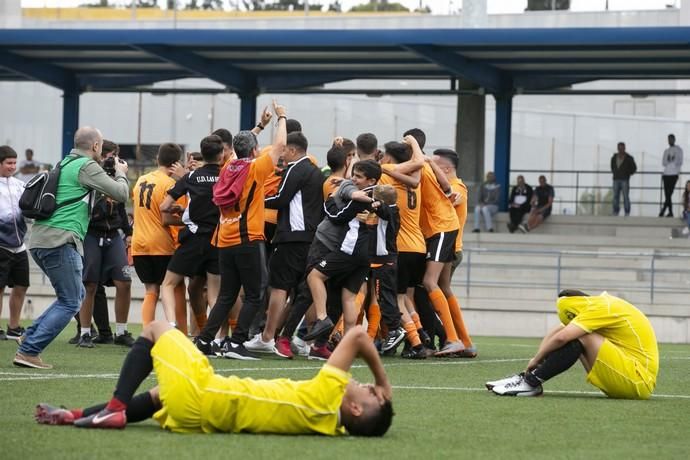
[251,106,273,136]
[383,168,420,189]
[268,100,287,165]
[326,325,391,400]
[394,135,425,176]
[425,156,452,195]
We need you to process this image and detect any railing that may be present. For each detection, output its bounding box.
[510,169,688,217]
[455,247,690,305]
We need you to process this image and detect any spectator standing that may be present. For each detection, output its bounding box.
[13,127,129,369]
[682,180,690,235]
[472,171,500,233]
[610,142,637,217]
[16,148,41,184]
[660,134,683,217]
[0,146,29,341]
[507,175,533,233]
[520,175,554,233]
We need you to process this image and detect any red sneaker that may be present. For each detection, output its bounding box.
[274,336,294,359]
[74,408,126,429]
[308,344,332,361]
[35,403,76,425]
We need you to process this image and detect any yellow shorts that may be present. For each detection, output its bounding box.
[587,339,654,400]
[151,329,214,432]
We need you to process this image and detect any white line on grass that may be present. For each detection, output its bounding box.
[0,358,529,381]
[393,385,690,400]
[3,371,689,400]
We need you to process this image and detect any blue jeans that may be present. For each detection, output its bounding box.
[19,245,85,356]
[474,204,498,230]
[612,179,630,216]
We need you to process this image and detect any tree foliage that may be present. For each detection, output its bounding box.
[350,1,409,13]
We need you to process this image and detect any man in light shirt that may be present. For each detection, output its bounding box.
[660,133,683,217]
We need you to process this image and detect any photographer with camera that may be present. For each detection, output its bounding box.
[72,140,134,349]
[15,127,129,369]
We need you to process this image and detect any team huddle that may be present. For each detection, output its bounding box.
[127,101,476,363]
[19,101,659,437]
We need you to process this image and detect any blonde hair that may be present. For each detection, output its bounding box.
[373,185,397,206]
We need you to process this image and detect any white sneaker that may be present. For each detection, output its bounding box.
[491,375,543,397]
[291,336,310,357]
[243,334,276,353]
[485,373,523,391]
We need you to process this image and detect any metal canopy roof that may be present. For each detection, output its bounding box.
[2,27,690,95]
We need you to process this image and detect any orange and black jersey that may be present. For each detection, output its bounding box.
[216,153,275,248]
[379,165,425,254]
[449,177,468,252]
[265,155,324,244]
[131,169,177,256]
[419,163,459,238]
[367,203,399,264]
[167,164,220,238]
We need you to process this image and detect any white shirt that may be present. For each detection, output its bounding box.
[662,145,683,176]
[0,176,27,252]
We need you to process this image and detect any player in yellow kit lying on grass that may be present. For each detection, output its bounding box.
[487,290,658,400]
[35,322,393,436]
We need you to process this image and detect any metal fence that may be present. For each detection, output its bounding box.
[510,169,688,217]
[456,247,690,304]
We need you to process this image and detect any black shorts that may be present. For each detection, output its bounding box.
[269,242,310,291]
[397,252,425,294]
[133,255,171,285]
[305,239,333,272]
[0,247,30,288]
[167,232,220,277]
[425,230,458,263]
[83,234,131,284]
[309,241,369,294]
[538,207,552,219]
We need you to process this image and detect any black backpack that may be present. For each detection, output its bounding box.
[19,154,89,220]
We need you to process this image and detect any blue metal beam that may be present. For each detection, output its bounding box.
[135,45,251,93]
[0,49,75,90]
[239,94,257,132]
[493,93,513,212]
[259,72,352,91]
[404,45,506,93]
[513,75,594,91]
[62,88,80,158]
[3,27,690,48]
[80,73,192,89]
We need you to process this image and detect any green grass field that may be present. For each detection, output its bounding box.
[1,326,688,460]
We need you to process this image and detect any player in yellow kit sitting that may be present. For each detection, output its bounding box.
[35,322,394,436]
[487,290,658,399]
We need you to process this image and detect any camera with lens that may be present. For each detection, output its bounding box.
[102,156,117,177]
[103,156,126,177]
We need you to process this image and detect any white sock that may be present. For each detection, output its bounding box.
[169,321,177,328]
[115,323,127,336]
[213,338,223,345]
[81,327,91,337]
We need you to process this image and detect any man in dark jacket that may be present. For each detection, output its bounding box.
[610,142,637,216]
[74,140,134,348]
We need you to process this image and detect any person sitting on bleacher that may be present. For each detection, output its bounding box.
[519,175,554,233]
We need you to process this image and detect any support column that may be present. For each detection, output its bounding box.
[62,89,80,158]
[455,94,485,195]
[493,93,513,211]
[239,93,257,131]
